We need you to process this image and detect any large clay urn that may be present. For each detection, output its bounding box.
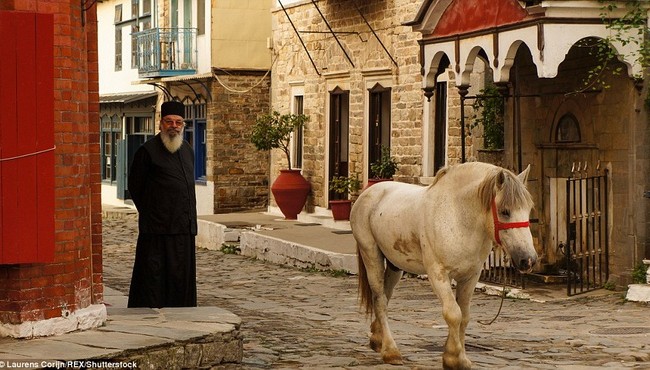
[271,169,311,220]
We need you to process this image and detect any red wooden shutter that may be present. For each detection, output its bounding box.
[0,11,54,264]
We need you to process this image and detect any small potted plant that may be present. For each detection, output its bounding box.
[251,111,310,219]
[470,84,505,165]
[368,145,399,187]
[328,175,361,221]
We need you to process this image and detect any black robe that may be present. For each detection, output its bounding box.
[127,134,197,308]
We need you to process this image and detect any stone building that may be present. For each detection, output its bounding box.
[409,0,649,288]
[273,0,648,289]
[98,0,273,214]
[270,0,431,216]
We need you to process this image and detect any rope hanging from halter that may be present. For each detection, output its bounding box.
[479,197,531,326]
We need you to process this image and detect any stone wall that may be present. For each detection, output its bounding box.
[210,71,271,213]
[271,0,425,209]
[514,44,644,283]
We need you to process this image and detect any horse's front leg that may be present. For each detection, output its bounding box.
[455,273,481,349]
[426,269,472,370]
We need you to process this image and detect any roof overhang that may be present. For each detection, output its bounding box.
[99,91,158,104]
[410,0,648,87]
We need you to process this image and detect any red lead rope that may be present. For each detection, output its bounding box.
[491,198,530,245]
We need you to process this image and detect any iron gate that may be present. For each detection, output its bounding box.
[564,164,609,296]
[480,247,525,289]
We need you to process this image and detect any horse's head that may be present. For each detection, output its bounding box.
[479,165,537,273]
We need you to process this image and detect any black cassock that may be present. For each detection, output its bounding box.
[127,134,197,308]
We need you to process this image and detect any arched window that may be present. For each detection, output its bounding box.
[555,113,581,143]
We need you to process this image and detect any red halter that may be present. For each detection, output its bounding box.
[491,198,530,245]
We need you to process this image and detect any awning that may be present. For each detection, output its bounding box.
[99,91,158,104]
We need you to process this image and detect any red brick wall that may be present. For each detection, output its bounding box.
[0,0,102,325]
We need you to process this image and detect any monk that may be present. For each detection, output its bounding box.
[127,100,197,308]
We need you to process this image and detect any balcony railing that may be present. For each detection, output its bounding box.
[134,28,197,78]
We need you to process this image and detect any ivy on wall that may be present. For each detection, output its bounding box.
[582,1,650,105]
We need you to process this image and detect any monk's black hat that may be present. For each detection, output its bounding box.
[161,101,185,118]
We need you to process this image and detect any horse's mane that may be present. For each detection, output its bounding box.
[477,167,533,211]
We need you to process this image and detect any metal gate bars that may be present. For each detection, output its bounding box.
[564,163,609,296]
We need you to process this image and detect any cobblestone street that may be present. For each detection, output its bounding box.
[102,214,650,369]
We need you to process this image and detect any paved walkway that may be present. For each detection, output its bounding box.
[1,207,649,369]
[104,208,650,369]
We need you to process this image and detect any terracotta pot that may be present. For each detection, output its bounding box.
[329,199,352,221]
[271,169,310,220]
[365,178,393,189]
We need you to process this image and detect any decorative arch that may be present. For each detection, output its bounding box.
[460,46,491,86]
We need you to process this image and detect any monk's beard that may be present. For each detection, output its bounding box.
[160,128,184,153]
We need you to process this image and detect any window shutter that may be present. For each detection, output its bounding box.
[0,11,55,264]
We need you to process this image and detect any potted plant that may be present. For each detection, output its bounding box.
[470,84,505,165]
[328,175,361,221]
[251,111,310,219]
[368,145,399,187]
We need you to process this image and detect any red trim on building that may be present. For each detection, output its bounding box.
[433,0,529,37]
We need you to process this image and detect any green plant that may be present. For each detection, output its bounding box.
[220,243,240,255]
[370,146,399,179]
[631,261,648,284]
[603,280,616,290]
[576,1,650,102]
[250,111,309,169]
[470,84,504,150]
[329,175,361,195]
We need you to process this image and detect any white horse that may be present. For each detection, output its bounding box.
[350,162,537,370]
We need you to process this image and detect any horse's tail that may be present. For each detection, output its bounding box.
[357,246,373,317]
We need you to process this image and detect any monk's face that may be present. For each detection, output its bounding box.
[160,115,185,137]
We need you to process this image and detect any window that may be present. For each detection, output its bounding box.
[131,0,139,18]
[114,5,123,71]
[142,0,151,15]
[114,4,122,23]
[555,113,581,143]
[115,29,122,71]
[181,98,207,180]
[433,81,448,173]
[292,95,304,169]
[101,115,122,182]
[131,25,139,68]
[368,84,391,175]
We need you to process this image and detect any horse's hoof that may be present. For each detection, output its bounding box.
[369,336,382,352]
[443,356,472,370]
[382,353,403,365]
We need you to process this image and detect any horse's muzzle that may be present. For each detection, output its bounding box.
[516,256,537,273]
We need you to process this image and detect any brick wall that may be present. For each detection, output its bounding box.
[210,71,271,213]
[0,0,102,328]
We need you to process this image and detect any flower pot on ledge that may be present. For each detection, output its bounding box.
[329,199,353,221]
[271,169,311,220]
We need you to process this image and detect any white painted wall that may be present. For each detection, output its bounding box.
[97,0,155,95]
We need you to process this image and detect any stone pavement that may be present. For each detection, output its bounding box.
[103,208,650,369]
[1,207,649,369]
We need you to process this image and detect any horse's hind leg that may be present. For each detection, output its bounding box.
[358,245,403,365]
[426,267,472,370]
[370,262,403,353]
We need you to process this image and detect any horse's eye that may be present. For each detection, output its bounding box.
[500,209,510,218]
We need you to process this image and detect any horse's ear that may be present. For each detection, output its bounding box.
[517,164,531,185]
[496,170,506,189]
